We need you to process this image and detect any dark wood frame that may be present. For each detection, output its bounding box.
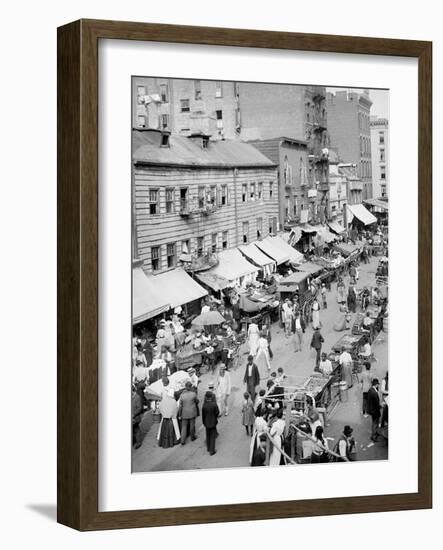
[57,19,432,531]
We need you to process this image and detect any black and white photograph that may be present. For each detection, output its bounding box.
[131,78,389,472]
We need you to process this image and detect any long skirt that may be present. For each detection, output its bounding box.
[157,418,180,448]
[248,333,260,356]
[312,309,320,329]
[255,349,270,380]
[269,435,284,466]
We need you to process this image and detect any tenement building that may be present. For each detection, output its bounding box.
[132,128,279,275]
[370,116,389,198]
[326,90,373,201]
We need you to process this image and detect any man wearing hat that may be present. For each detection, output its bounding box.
[243,355,260,402]
[178,381,199,445]
[335,425,356,461]
[216,364,232,416]
[367,378,382,441]
[310,327,325,371]
[187,367,199,392]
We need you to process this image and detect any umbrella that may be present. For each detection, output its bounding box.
[192,310,226,326]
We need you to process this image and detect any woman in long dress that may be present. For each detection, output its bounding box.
[248,322,260,356]
[249,410,268,465]
[269,409,286,466]
[311,299,321,329]
[337,278,346,305]
[157,391,180,448]
[255,333,271,381]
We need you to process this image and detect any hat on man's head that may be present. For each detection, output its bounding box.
[343,425,353,437]
[208,382,215,390]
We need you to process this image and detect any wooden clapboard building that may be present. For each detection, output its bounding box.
[132,128,279,276]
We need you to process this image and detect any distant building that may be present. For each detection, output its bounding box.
[327,150,348,224]
[327,90,373,200]
[246,137,309,229]
[132,129,278,275]
[370,116,389,198]
[338,163,363,206]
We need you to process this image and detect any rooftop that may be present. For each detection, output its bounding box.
[133,129,277,169]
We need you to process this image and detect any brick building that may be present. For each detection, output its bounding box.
[370,116,389,198]
[326,90,373,200]
[132,128,278,275]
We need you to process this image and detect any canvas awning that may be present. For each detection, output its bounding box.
[347,204,377,226]
[255,236,304,265]
[328,221,345,234]
[255,237,289,265]
[195,249,258,291]
[277,271,310,293]
[301,224,318,234]
[364,198,389,211]
[151,267,207,308]
[312,225,336,243]
[334,242,361,257]
[238,242,276,269]
[133,267,170,323]
[295,261,324,276]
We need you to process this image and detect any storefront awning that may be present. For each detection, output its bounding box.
[328,221,345,234]
[195,249,258,291]
[277,271,310,293]
[238,242,276,268]
[347,203,377,226]
[255,236,304,265]
[364,198,389,212]
[334,242,361,257]
[151,267,207,308]
[133,267,170,324]
[301,224,318,234]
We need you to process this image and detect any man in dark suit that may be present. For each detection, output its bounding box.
[310,327,325,370]
[202,391,220,455]
[243,354,260,402]
[367,378,381,441]
[178,381,199,445]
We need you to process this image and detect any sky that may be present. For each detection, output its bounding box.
[326,87,389,120]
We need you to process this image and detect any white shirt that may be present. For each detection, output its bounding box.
[339,351,353,365]
[295,317,302,330]
[319,359,333,376]
[201,305,210,314]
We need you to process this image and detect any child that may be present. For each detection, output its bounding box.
[241,392,255,436]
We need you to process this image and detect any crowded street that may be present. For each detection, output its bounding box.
[133,252,388,472]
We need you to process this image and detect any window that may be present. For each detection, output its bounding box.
[209,186,217,205]
[160,133,170,147]
[222,231,228,249]
[198,186,205,209]
[242,184,247,202]
[215,81,223,97]
[137,86,146,105]
[256,217,263,239]
[160,84,168,102]
[380,166,386,180]
[194,80,202,100]
[181,239,190,254]
[250,182,256,200]
[211,233,217,253]
[380,148,385,162]
[216,109,223,129]
[180,128,190,134]
[235,107,241,129]
[180,99,190,112]
[258,182,263,200]
[180,188,189,211]
[166,243,176,268]
[379,132,385,144]
[161,114,169,129]
[151,246,160,271]
[221,185,228,206]
[148,189,159,215]
[137,115,146,128]
[269,181,274,200]
[197,237,204,257]
[268,217,273,235]
[165,188,174,213]
[242,221,249,244]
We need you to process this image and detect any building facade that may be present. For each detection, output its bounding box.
[132,129,279,275]
[246,137,309,229]
[370,116,389,198]
[326,90,373,201]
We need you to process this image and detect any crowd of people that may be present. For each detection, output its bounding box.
[132,224,389,467]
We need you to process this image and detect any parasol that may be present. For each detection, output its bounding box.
[192,310,226,326]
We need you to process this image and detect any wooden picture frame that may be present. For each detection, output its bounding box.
[57,19,432,531]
